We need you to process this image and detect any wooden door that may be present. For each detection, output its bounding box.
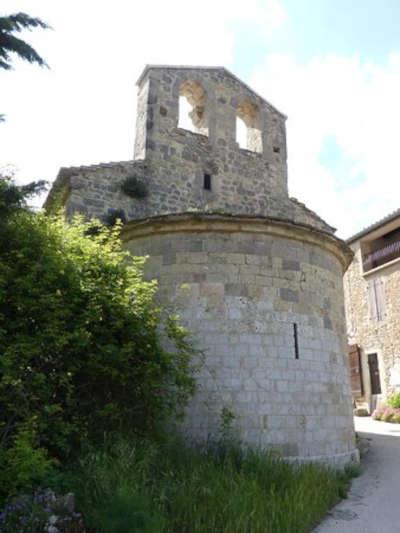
[348,345,363,398]
[368,353,381,395]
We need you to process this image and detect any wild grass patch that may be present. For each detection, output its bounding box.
[59,435,357,533]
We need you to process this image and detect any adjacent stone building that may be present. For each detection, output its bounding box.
[344,209,400,413]
[46,65,358,466]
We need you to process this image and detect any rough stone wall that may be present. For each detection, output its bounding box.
[124,220,357,466]
[46,67,334,234]
[49,159,333,233]
[134,66,288,201]
[344,241,400,408]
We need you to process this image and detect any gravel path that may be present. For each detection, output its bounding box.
[314,417,400,533]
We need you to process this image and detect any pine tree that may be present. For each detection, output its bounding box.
[0,12,50,120]
[0,12,50,70]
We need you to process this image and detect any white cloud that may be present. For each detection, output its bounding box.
[0,0,287,194]
[9,0,397,239]
[251,53,400,238]
[2,0,398,239]
[234,0,288,33]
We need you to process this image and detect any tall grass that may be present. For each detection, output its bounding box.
[60,435,356,533]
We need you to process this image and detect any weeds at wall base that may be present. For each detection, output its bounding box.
[48,434,358,533]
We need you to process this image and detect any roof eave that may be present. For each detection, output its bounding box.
[347,208,400,244]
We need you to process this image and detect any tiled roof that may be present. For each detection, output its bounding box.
[347,208,400,244]
[57,160,135,178]
[290,197,336,234]
[43,160,138,211]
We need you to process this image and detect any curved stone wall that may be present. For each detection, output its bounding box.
[123,215,358,467]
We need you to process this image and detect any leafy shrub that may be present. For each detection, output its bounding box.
[381,408,394,422]
[0,178,196,500]
[388,393,400,408]
[120,175,148,199]
[372,406,400,423]
[0,171,47,218]
[0,425,56,500]
[372,408,383,420]
[0,489,84,532]
[0,494,49,533]
[103,207,127,226]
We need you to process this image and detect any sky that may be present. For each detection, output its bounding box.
[1,0,400,238]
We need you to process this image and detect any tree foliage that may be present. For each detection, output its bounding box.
[0,178,196,498]
[0,12,50,122]
[0,170,47,218]
[0,12,50,70]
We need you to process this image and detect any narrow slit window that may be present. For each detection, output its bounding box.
[203,173,212,191]
[293,323,299,359]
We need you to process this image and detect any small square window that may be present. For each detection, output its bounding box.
[203,173,212,191]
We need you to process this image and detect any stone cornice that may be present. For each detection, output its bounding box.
[121,212,353,272]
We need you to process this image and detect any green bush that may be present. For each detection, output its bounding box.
[388,393,400,408]
[103,208,127,226]
[0,425,56,499]
[62,434,357,533]
[121,175,148,199]
[372,408,383,420]
[0,494,50,533]
[381,409,394,422]
[0,488,85,532]
[0,178,196,500]
[373,406,400,423]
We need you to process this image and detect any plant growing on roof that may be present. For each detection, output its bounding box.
[103,208,127,226]
[120,175,148,199]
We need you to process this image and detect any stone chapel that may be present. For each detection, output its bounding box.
[46,65,358,466]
